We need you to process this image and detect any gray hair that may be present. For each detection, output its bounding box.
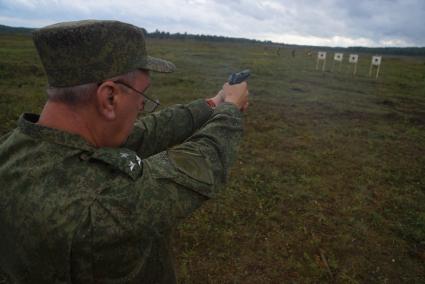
[46,70,141,105]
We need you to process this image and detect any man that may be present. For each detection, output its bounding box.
[0,20,248,283]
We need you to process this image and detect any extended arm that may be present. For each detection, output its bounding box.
[124,99,213,158]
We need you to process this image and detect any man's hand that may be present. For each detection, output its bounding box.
[222,82,249,112]
[207,81,249,111]
[208,90,226,107]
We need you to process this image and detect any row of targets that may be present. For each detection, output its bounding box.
[316,51,382,78]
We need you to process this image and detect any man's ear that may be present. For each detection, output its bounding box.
[96,81,118,120]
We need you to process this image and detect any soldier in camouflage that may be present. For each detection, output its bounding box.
[0,20,249,283]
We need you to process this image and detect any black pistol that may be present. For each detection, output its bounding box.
[228,69,251,85]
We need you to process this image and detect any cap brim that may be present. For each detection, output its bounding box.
[144,56,176,73]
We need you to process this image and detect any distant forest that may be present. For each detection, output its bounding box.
[1,24,424,57]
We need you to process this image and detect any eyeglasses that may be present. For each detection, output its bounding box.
[113,80,160,113]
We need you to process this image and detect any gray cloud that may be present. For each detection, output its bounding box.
[0,0,424,47]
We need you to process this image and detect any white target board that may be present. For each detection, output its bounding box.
[318,51,327,60]
[372,56,382,66]
[349,54,359,63]
[334,53,343,62]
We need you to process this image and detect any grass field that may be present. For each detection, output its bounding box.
[1,34,424,283]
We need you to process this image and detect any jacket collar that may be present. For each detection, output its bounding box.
[18,113,96,152]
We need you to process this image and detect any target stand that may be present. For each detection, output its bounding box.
[316,51,327,72]
[331,53,344,72]
[369,56,382,79]
[348,54,359,75]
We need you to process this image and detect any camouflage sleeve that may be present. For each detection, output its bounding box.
[145,102,243,200]
[124,99,213,158]
[124,102,243,228]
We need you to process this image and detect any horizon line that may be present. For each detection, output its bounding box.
[1,23,424,50]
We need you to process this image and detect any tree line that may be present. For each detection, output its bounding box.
[1,25,424,57]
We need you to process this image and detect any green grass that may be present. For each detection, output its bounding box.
[1,35,425,283]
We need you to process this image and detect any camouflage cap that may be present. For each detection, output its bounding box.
[33,20,176,87]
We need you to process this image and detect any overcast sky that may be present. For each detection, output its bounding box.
[0,0,424,47]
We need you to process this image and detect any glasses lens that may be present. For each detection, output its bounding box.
[143,98,159,113]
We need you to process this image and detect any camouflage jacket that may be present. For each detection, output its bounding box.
[0,99,243,283]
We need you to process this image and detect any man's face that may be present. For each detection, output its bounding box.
[113,70,151,145]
